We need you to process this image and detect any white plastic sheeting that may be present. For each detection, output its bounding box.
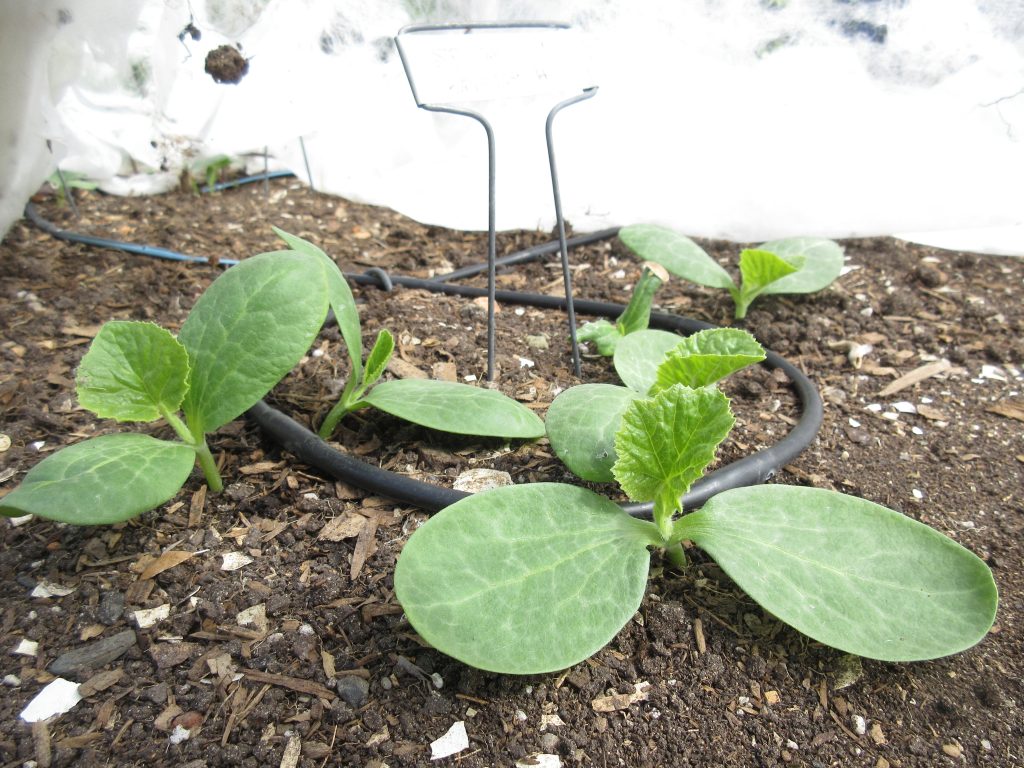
[1,0,1022,253]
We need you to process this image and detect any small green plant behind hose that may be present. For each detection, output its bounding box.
[619,224,844,319]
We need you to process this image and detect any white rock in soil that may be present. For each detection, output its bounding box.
[430,721,469,760]
[220,551,254,571]
[453,468,513,494]
[236,603,268,635]
[851,714,867,735]
[20,678,82,722]
[30,580,76,598]
[133,604,171,629]
[12,639,38,657]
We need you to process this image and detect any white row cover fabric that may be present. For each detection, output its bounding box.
[1,0,1022,254]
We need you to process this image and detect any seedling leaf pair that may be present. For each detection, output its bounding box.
[397,481,997,672]
[547,327,764,482]
[316,267,543,441]
[397,323,996,673]
[618,224,844,319]
[1,242,334,524]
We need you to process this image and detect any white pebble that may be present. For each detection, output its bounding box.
[851,715,867,735]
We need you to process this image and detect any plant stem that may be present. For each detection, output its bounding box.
[664,542,688,570]
[193,440,223,493]
[162,410,195,445]
[318,375,363,438]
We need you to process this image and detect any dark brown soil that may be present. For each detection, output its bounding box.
[1,178,1021,768]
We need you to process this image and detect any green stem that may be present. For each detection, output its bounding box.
[163,408,224,492]
[664,542,688,570]
[193,440,223,493]
[615,265,664,336]
[161,409,195,445]
[318,374,367,438]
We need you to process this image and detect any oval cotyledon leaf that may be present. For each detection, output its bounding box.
[675,485,998,661]
[362,379,543,439]
[395,483,661,674]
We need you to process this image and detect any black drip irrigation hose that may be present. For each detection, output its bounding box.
[249,292,822,517]
[22,176,823,519]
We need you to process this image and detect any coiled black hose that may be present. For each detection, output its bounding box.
[23,180,823,519]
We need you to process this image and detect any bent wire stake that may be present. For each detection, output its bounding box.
[394,21,596,379]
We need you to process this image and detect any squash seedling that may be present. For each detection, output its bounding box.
[286,231,543,443]
[0,230,349,525]
[547,326,764,481]
[576,261,669,356]
[619,224,844,319]
[395,333,997,674]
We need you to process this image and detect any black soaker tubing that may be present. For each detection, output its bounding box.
[247,277,824,519]
[22,197,822,519]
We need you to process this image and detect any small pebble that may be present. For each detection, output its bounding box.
[98,591,125,625]
[335,675,369,708]
[851,714,867,735]
[539,733,560,752]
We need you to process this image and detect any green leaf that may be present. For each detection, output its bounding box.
[362,379,544,438]
[613,329,684,394]
[363,329,395,390]
[546,384,643,482]
[653,328,765,391]
[676,485,998,661]
[615,263,666,336]
[759,237,844,295]
[76,321,190,422]
[394,483,660,673]
[577,319,620,356]
[613,385,734,507]
[619,224,735,291]
[178,250,329,434]
[734,248,801,318]
[0,434,196,525]
[272,227,363,382]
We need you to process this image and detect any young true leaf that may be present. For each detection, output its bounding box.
[576,319,620,356]
[613,329,685,394]
[546,384,643,482]
[76,321,190,422]
[360,379,544,438]
[178,250,328,434]
[272,227,363,382]
[577,263,668,357]
[733,249,801,319]
[394,483,661,674]
[619,224,734,291]
[362,330,395,391]
[653,328,765,391]
[614,385,734,533]
[758,237,845,296]
[675,485,999,661]
[0,434,195,525]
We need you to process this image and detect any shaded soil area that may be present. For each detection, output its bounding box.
[0,178,1022,767]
